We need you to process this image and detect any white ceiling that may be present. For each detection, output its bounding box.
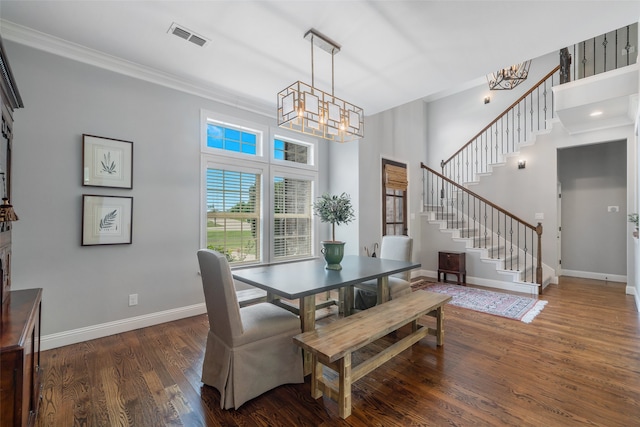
[0,1,639,117]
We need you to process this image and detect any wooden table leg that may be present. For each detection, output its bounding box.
[436,305,445,346]
[376,275,389,305]
[339,285,354,317]
[300,295,316,375]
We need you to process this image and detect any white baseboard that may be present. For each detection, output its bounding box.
[561,269,626,283]
[41,303,207,351]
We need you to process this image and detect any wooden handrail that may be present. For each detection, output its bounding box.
[443,65,561,166]
[421,162,540,231]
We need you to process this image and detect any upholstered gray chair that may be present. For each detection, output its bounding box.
[197,249,304,409]
[354,235,414,309]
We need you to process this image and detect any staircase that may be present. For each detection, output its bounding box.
[423,23,637,294]
[422,164,547,294]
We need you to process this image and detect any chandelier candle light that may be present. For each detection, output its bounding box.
[277,29,364,143]
[487,61,532,90]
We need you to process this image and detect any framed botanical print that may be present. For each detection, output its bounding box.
[82,195,133,246]
[82,134,133,189]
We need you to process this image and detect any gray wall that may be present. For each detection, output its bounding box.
[6,41,328,339]
[558,141,627,276]
[358,100,428,262]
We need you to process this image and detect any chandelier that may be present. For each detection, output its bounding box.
[277,29,364,143]
[487,61,531,90]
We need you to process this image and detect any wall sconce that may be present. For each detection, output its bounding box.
[484,96,491,104]
[0,173,18,222]
[518,160,526,169]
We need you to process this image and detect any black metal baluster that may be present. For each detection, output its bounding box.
[582,41,586,78]
[593,37,596,76]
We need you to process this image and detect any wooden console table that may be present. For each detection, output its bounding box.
[438,251,466,285]
[1,288,43,427]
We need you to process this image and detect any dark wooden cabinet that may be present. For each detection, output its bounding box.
[1,288,42,427]
[438,251,466,285]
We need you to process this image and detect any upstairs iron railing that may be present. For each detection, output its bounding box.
[422,163,543,293]
[567,23,637,82]
[441,65,560,186]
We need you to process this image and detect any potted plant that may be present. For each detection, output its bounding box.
[313,192,355,270]
[629,213,639,238]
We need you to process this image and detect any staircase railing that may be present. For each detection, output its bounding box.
[422,163,543,293]
[441,65,561,185]
[567,23,637,82]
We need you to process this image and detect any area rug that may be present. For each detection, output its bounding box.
[412,281,547,323]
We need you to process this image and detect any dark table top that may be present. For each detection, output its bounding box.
[232,255,420,300]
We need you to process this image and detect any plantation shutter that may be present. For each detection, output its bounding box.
[385,163,408,191]
[273,176,312,260]
[206,168,261,264]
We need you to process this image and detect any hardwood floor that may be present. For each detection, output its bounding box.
[36,276,639,426]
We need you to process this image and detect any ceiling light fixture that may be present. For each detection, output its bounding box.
[590,111,603,117]
[487,61,532,90]
[277,29,364,143]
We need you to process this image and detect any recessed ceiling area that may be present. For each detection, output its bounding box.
[0,1,638,117]
[554,64,639,134]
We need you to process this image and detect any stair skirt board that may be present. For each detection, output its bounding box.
[416,269,544,296]
[423,217,554,294]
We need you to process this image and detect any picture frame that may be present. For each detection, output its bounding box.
[82,195,133,246]
[82,134,133,189]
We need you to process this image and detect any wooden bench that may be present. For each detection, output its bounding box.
[292,291,452,419]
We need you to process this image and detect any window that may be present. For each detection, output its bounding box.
[273,175,313,261]
[201,111,318,265]
[274,138,309,165]
[382,159,408,236]
[206,168,261,264]
[207,122,257,154]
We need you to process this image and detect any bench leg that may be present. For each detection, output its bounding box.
[338,353,352,419]
[436,305,445,346]
[311,355,323,399]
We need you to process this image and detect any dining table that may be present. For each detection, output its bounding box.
[232,255,421,373]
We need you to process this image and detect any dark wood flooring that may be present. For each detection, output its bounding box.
[35,276,640,426]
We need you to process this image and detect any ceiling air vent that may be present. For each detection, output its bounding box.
[168,22,210,47]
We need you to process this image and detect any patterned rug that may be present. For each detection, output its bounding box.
[412,280,548,323]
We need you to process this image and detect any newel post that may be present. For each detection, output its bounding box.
[536,222,543,294]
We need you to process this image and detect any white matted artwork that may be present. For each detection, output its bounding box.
[82,195,133,246]
[83,134,133,189]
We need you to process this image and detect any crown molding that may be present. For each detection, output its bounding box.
[0,19,274,118]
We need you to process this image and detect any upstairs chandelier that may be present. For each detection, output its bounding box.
[277,29,364,143]
[487,60,531,90]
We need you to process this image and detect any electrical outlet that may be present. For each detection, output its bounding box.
[129,293,138,306]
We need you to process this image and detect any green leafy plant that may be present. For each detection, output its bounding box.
[207,244,236,262]
[313,192,355,242]
[628,213,639,227]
